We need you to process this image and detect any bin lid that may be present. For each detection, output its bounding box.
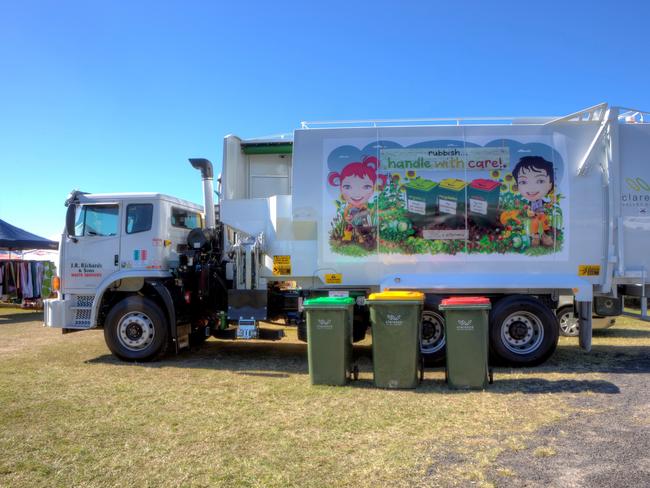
[405,177,438,191]
[469,179,500,191]
[367,291,424,301]
[303,296,355,307]
[441,296,490,306]
[440,296,491,307]
[439,178,467,191]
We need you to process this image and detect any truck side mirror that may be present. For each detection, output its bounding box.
[65,203,77,239]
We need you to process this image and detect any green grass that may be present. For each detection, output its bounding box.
[1,311,649,487]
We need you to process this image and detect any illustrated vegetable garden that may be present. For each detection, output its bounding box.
[329,170,564,257]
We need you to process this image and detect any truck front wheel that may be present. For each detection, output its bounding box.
[489,296,558,366]
[104,296,169,361]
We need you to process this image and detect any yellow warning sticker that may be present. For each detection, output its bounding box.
[324,273,342,284]
[578,265,601,277]
[272,255,291,275]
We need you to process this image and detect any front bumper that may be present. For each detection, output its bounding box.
[44,295,95,329]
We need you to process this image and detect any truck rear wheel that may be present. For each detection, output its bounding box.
[104,296,169,361]
[489,296,558,366]
[420,308,446,364]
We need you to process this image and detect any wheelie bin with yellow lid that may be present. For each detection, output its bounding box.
[367,291,424,389]
[303,296,356,386]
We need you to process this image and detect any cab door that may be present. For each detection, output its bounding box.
[63,202,121,293]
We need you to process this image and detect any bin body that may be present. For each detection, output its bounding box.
[439,297,491,389]
[468,179,501,227]
[437,178,467,227]
[405,178,438,223]
[304,297,355,386]
[368,291,424,389]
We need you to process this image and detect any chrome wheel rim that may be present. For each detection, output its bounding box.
[117,311,155,351]
[559,311,579,336]
[500,311,544,354]
[421,310,445,354]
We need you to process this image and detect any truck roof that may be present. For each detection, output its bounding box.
[75,192,203,211]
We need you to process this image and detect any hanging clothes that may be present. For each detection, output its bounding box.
[21,262,33,298]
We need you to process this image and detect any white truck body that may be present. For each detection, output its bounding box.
[221,106,650,302]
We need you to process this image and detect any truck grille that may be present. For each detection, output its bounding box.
[75,295,94,308]
[73,295,94,328]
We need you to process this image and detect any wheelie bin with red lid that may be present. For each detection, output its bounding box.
[439,296,492,389]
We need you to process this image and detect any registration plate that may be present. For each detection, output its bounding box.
[237,324,258,339]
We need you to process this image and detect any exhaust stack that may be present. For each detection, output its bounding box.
[189,158,216,230]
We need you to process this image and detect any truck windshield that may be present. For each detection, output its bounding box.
[74,205,119,237]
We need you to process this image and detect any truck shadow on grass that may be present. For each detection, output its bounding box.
[346,377,621,395]
[85,336,649,396]
[539,343,650,374]
[0,311,43,325]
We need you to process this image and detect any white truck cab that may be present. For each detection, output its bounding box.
[46,192,202,331]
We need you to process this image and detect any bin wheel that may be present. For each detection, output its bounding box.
[353,365,359,381]
[488,368,494,385]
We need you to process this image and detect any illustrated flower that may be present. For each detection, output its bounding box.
[399,184,406,192]
[406,170,416,179]
[491,170,501,179]
[391,174,401,183]
[504,173,514,182]
[511,183,518,193]
[500,183,509,192]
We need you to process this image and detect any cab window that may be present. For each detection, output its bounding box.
[126,204,153,234]
[171,207,201,229]
[74,205,119,237]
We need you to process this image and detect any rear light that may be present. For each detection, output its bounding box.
[52,276,61,291]
[184,291,191,304]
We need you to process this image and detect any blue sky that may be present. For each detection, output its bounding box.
[1,0,649,239]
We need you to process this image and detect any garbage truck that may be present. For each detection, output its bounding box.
[44,103,650,366]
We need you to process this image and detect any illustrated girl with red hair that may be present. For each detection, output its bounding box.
[328,156,385,242]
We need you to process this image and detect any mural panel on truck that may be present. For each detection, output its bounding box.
[323,135,569,262]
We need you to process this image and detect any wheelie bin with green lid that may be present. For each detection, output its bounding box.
[303,296,356,386]
[439,296,492,389]
[367,291,424,389]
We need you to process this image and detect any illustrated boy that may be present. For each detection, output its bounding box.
[512,156,555,247]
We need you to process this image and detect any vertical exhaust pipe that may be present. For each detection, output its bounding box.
[189,158,216,230]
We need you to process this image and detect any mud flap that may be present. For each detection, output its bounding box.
[578,301,592,352]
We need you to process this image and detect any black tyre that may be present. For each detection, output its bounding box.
[420,299,446,364]
[104,296,169,361]
[557,306,580,337]
[189,326,209,347]
[297,319,307,343]
[352,309,369,343]
[489,295,559,366]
